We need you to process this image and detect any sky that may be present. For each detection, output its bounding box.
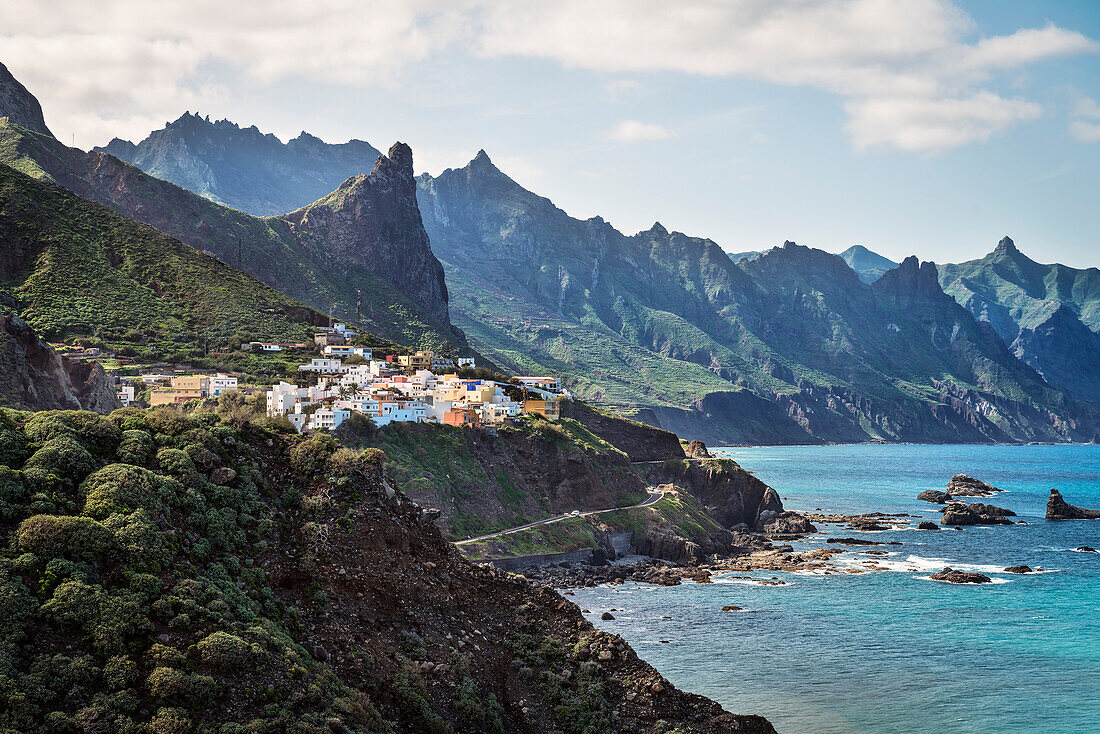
[3,0,1099,267]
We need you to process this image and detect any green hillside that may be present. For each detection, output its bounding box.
[0,163,319,356]
[0,119,463,352]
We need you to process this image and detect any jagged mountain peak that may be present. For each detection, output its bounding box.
[381,140,413,175]
[0,61,53,138]
[995,235,1017,255]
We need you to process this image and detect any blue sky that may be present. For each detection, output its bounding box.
[4,1,1099,266]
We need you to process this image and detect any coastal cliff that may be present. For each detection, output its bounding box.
[0,407,776,733]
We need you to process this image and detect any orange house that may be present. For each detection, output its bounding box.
[523,397,561,420]
[443,409,479,427]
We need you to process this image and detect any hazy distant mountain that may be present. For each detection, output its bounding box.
[417,152,1095,444]
[728,250,761,263]
[841,245,897,283]
[96,112,382,215]
[0,62,51,137]
[940,237,1100,404]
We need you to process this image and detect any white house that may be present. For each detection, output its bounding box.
[141,374,171,384]
[298,358,347,374]
[209,373,238,396]
[267,381,305,415]
[516,376,561,393]
[307,408,351,431]
[117,385,136,406]
[323,345,372,359]
[457,357,475,368]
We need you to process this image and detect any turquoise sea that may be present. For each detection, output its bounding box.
[568,445,1100,734]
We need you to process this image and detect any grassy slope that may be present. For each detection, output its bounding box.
[343,415,647,540]
[0,163,317,351]
[0,120,460,351]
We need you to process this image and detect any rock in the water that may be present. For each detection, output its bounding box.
[600,611,615,621]
[1076,546,1097,553]
[1046,489,1100,520]
[946,474,1003,497]
[1003,566,1033,574]
[721,605,743,612]
[940,502,1015,526]
[917,521,939,530]
[826,537,883,546]
[760,511,817,535]
[930,567,992,584]
[917,490,951,504]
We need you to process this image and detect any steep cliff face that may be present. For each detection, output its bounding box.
[285,143,450,326]
[0,62,52,137]
[635,457,775,529]
[418,153,1096,444]
[0,316,118,412]
[97,112,382,215]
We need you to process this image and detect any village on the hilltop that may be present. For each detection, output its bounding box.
[114,322,565,432]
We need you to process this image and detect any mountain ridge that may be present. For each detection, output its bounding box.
[96,111,382,215]
[416,151,1097,444]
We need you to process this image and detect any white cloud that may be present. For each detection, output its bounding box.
[474,0,1096,151]
[607,119,675,142]
[1,0,1095,151]
[604,79,642,99]
[846,92,1041,152]
[1069,120,1100,143]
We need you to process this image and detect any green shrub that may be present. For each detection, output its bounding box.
[156,448,196,476]
[289,434,337,476]
[0,425,29,468]
[0,566,37,644]
[196,631,254,669]
[0,466,28,520]
[40,579,106,626]
[23,410,120,455]
[109,406,150,433]
[81,463,177,518]
[14,514,118,563]
[116,429,155,465]
[148,706,193,734]
[21,436,97,490]
[146,409,194,437]
[103,655,139,690]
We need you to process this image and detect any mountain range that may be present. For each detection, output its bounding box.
[416,152,1096,443]
[96,112,381,215]
[3,61,1099,444]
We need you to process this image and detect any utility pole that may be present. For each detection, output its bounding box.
[356,288,362,326]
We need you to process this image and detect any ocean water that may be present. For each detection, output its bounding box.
[568,445,1100,734]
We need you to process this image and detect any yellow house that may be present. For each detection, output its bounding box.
[397,350,433,371]
[170,375,210,401]
[524,396,561,420]
[149,389,179,406]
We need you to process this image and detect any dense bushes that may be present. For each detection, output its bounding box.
[14,514,118,563]
[0,407,392,732]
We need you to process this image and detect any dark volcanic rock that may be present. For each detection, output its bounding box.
[940,502,1015,526]
[0,62,53,137]
[1003,565,1033,574]
[284,143,451,326]
[1076,546,1097,553]
[600,611,615,621]
[917,521,940,530]
[930,567,992,584]
[760,511,817,535]
[0,315,119,413]
[946,474,1003,497]
[826,537,883,546]
[685,440,712,458]
[1046,489,1100,520]
[917,490,951,504]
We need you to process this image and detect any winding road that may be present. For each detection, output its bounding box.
[453,489,665,546]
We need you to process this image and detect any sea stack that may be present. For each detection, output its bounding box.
[1046,489,1100,520]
